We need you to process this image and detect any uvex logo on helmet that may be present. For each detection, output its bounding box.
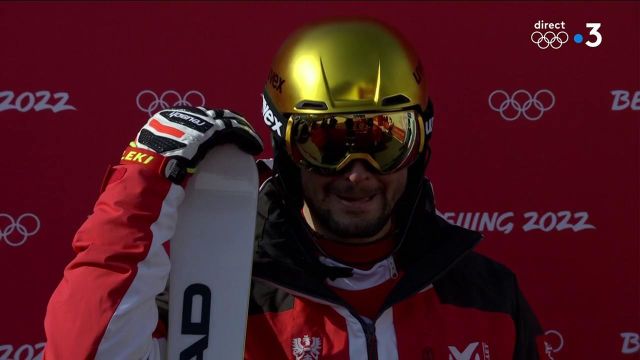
[268,69,286,94]
[262,94,283,137]
[413,62,424,84]
[425,115,433,135]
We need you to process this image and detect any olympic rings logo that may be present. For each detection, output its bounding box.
[136,90,206,116]
[488,89,555,121]
[531,31,569,49]
[544,330,564,359]
[0,213,41,247]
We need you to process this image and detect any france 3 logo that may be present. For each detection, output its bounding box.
[531,20,602,49]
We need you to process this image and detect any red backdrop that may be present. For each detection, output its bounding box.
[1,1,638,359]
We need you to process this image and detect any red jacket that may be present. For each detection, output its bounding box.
[44,163,547,359]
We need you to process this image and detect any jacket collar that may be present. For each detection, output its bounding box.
[252,177,483,307]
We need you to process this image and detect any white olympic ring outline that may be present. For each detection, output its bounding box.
[0,213,41,247]
[136,90,206,116]
[544,329,564,353]
[488,89,555,121]
[531,31,569,49]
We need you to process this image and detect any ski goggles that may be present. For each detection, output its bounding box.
[285,110,426,174]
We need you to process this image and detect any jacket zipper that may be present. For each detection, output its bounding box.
[363,320,378,360]
[387,257,398,279]
[256,278,380,359]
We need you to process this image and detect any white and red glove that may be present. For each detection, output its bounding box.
[121,106,263,184]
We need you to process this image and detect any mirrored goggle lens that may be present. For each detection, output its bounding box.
[286,110,423,173]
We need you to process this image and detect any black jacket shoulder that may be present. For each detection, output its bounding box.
[434,251,519,314]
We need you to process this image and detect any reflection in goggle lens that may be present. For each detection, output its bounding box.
[286,110,422,174]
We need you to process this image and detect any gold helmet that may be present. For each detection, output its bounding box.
[264,19,429,119]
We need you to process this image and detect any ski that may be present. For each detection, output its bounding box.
[167,144,258,359]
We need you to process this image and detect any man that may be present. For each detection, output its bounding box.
[44,20,545,359]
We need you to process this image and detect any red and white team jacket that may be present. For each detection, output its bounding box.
[44,162,547,359]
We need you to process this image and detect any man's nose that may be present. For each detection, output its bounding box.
[344,160,374,184]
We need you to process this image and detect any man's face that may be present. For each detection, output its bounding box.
[301,161,407,243]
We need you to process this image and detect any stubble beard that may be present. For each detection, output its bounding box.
[305,193,394,241]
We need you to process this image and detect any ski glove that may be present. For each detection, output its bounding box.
[122,106,263,184]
